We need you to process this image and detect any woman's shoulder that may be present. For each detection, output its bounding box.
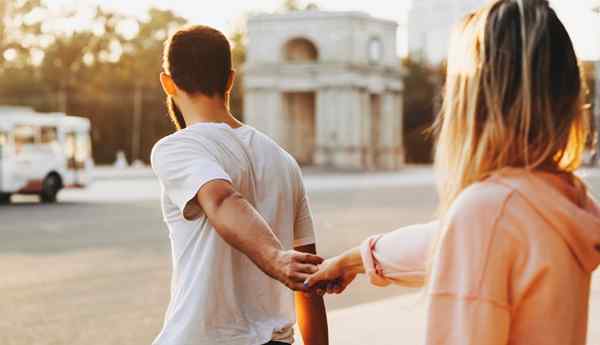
[447,170,556,243]
[442,179,523,255]
[443,177,526,241]
[449,178,515,220]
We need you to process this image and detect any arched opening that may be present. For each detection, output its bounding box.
[283,38,319,63]
[280,38,318,164]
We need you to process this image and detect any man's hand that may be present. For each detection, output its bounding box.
[270,250,323,291]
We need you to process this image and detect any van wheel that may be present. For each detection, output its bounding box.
[0,193,11,204]
[40,174,62,203]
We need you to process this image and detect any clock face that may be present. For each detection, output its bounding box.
[368,37,383,64]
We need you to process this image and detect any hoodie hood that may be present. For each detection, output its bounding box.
[492,168,600,273]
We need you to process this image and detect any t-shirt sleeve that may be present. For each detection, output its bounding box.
[292,165,316,248]
[150,135,232,214]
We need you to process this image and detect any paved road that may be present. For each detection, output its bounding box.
[2,171,600,345]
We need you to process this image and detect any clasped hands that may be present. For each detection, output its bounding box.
[274,250,359,295]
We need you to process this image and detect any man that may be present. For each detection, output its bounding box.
[150,25,328,345]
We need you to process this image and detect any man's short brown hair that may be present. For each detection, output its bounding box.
[163,25,232,97]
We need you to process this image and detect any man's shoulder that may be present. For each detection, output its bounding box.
[247,126,300,168]
[150,131,184,161]
[150,126,219,171]
[246,126,279,148]
[153,124,226,150]
[150,133,176,168]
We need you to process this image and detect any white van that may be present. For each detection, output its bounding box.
[0,107,94,203]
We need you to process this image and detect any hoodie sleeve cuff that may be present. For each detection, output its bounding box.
[360,234,392,287]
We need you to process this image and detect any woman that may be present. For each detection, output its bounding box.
[306,0,600,344]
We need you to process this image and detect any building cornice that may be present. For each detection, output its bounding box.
[248,11,398,28]
[243,62,402,76]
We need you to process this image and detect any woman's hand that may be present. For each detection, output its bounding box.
[304,247,364,295]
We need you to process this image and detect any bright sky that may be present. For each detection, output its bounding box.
[45,0,600,60]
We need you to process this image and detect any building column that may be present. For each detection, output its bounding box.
[244,88,284,144]
[315,88,334,166]
[315,87,364,170]
[378,91,404,170]
[361,90,375,170]
[336,87,364,169]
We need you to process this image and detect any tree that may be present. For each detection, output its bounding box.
[0,2,191,163]
[0,1,48,110]
[281,0,320,12]
[581,61,598,164]
[283,0,301,11]
[39,6,127,113]
[0,0,7,62]
[229,24,247,120]
[401,56,444,163]
[119,8,186,162]
[0,0,44,69]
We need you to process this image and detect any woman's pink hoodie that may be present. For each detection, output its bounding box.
[361,168,600,344]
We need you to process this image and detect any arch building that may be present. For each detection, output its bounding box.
[243,11,404,170]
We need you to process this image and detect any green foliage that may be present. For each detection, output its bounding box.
[283,0,301,11]
[402,56,445,163]
[0,4,188,164]
[0,0,44,66]
[582,61,598,151]
[229,25,246,120]
[281,0,319,12]
[0,0,447,167]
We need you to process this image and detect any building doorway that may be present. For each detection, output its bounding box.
[283,92,316,165]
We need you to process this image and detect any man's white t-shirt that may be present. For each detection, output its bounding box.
[150,123,315,345]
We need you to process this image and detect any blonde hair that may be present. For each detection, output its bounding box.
[434,0,590,215]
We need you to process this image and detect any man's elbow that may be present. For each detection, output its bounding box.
[202,187,243,219]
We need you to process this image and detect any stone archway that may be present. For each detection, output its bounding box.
[281,38,319,165]
[283,37,319,62]
[245,12,404,170]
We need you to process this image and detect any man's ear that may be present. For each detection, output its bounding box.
[225,69,236,94]
[160,72,178,97]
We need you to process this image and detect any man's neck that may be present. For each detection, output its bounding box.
[180,95,242,129]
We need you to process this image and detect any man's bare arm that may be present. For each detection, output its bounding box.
[195,179,323,291]
[295,244,329,345]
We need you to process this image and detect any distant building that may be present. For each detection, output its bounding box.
[244,11,404,170]
[408,0,486,64]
